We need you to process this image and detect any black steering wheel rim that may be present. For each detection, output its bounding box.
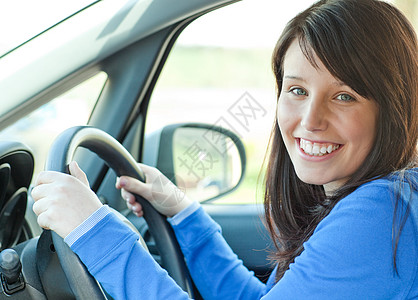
[45,126,193,298]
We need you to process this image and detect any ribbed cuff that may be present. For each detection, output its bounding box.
[64,205,111,247]
[167,201,200,226]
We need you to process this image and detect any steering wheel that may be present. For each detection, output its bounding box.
[43,126,194,299]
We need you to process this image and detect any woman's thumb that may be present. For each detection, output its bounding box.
[68,161,90,187]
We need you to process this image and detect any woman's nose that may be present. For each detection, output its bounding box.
[300,97,328,132]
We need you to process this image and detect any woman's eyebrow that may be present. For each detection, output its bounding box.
[284,75,348,88]
[333,80,347,87]
[283,75,305,81]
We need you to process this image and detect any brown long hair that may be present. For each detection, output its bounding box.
[264,0,418,281]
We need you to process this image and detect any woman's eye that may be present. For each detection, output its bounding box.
[336,94,355,102]
[289,88,307,96]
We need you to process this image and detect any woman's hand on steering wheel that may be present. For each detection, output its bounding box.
[31,161,103,238]
[116,163,194,218]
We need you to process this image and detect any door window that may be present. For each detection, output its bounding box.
[0,72,107,181]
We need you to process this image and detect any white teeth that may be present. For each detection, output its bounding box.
[299,138,340,156]
[327,145,333,153]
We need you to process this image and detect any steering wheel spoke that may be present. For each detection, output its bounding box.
[0,142,34,251]
[0,163,11,209]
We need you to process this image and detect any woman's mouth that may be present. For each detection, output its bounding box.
[299,138,341,156]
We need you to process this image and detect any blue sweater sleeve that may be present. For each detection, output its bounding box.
[169,207,268,300]
[70,213,190,300]
[69,202,269,299]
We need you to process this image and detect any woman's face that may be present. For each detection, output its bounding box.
[277,40,378,193]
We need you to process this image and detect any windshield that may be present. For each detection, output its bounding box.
[0,0,97,57]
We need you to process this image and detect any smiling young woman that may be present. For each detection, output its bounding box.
[31,0,417,299]
[266,0,418,288]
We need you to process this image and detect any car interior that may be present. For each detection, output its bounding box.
[0,0,279,298]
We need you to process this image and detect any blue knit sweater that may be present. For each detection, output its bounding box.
[69,170,418,299]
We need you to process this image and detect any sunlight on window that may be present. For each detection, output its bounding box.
[0,72,107,181]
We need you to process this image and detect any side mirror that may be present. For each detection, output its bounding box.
[143,123,246,202]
